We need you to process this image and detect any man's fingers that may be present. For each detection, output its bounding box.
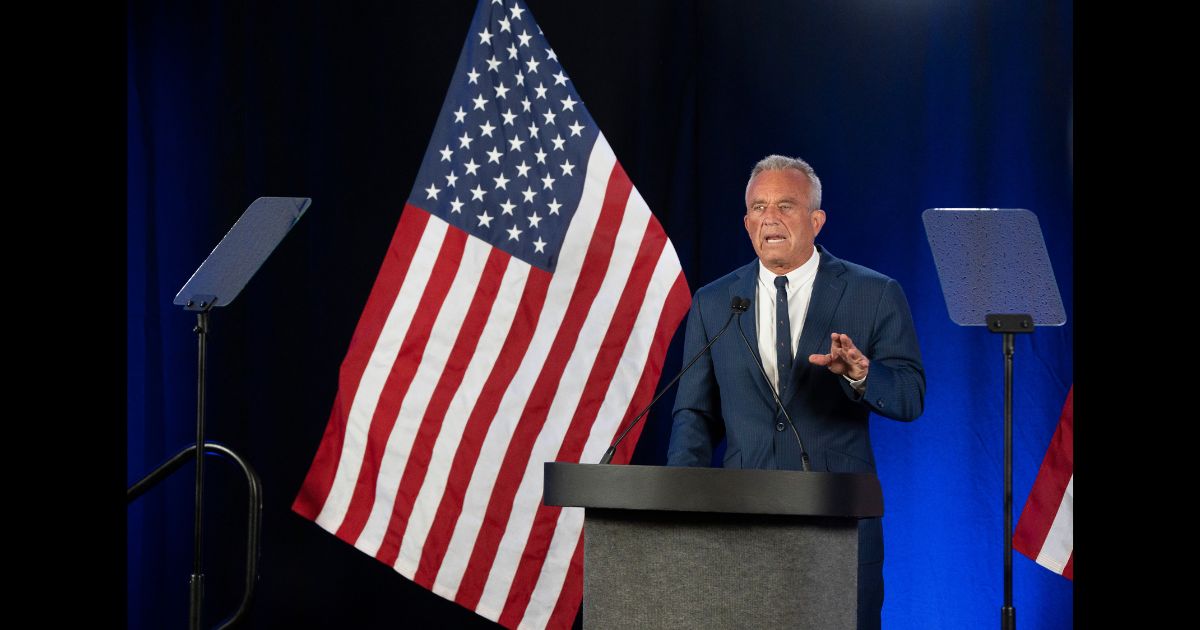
[816,334,868,375]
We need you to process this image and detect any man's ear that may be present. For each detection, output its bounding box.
[811,208,826,236]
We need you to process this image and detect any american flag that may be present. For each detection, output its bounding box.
[1013,385,1074,580]
[292,1,691,628]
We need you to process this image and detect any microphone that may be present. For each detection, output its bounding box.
[733,297,812,472]
[599,296,749,465]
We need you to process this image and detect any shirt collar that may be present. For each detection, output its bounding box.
[757,248,820,293]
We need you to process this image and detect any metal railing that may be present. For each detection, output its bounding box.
[127,442,262,629]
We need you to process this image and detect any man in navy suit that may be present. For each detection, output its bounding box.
[667,155,925,630]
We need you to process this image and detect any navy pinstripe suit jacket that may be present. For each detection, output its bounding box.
[667,244,925,565]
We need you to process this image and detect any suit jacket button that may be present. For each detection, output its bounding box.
[876,399,885,407]
[775,421,785,432]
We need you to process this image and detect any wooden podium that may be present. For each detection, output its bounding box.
[543,463,883,629]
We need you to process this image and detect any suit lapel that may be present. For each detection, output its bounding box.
[783,246,847,407]
[730,261,777,408]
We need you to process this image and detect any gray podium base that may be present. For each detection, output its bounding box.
[584,509,857,630]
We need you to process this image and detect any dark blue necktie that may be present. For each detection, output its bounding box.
[774,275,791,394]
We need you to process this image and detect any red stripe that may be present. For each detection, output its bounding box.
[495,503,560,629]
[291,389,355,519]
[412,267,553,588]
[1062,552,1073,580]
[1014,386,1073,559]
[454,161,633,609]
[293,207,431,519]
[497,218,670,626]
[334,227,469,543]
[545,538,584,630]
[374,246,512,567]
[499,269,690,626]
[612,272,691,465]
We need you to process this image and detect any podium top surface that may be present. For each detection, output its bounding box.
[543,463,882,517]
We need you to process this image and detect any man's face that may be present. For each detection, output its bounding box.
[744,169,826,274]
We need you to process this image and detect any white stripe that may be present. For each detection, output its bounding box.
[432,137,618,601]
[476,160,651,618]
[518,507,584,630]
[316,217,448,531]
[355,233,494,555]
[394,256,531,577]
[1036,475,1073,574]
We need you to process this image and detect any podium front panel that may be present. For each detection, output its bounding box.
[583,509,857,629]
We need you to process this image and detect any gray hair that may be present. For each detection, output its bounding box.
[746,154,823,210]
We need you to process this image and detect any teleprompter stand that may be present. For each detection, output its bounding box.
[127,197,310,629]
[922,208,1066,630]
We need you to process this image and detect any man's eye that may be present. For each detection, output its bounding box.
[778,204,793,212]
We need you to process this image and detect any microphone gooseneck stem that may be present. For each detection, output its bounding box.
[600,299,747,465]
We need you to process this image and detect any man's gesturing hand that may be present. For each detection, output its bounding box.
[808,332,869,381]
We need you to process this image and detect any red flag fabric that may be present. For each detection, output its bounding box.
[292,1,690,628]
[1013,385,1074,579]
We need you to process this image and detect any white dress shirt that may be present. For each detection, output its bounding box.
[754,251,866,395]
[754,253,819,392]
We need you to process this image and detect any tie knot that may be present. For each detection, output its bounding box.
[774,275,788,290]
